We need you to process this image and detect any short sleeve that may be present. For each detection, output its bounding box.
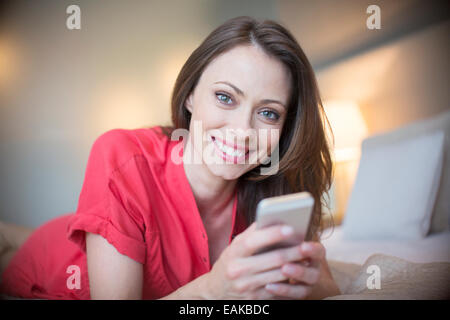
[67,130,147,264]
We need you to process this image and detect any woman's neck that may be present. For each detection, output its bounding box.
[182,137,237,218]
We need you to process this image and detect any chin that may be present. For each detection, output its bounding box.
[208,161,259,181]
[207,164,246,181]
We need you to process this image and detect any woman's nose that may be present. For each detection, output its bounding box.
[233,107,254,132]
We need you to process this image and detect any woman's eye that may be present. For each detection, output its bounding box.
[216,93,233,105]
[260,110,280,121]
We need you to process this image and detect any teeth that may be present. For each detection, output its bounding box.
[214,138,245,157]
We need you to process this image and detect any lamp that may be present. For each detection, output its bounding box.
[324,100,368,162]
[323,100,369,223]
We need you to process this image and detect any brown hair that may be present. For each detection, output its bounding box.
[162,16,334,241]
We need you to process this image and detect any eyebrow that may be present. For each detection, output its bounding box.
[214,81,286,109]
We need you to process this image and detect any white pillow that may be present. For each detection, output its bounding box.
[342,129,445,240]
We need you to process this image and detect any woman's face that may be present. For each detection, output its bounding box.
[185,44,292,180]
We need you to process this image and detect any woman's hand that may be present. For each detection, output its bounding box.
[201,222,312,300]
[264,241,326,299]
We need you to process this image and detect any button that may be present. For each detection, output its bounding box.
[202,233,205,239]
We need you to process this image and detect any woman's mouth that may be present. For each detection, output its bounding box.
[211,136,250,164]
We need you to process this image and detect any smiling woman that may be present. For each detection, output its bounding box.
[0,16,339,300]
[165,16,333,240]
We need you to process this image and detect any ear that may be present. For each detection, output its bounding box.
[185,94,193,113]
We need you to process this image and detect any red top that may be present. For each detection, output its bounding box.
[0,126,248,299]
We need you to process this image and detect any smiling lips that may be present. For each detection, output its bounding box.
[211,136,250,162]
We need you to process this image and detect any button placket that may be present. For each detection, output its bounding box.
[172,141,212,273]
[201,232,209,268]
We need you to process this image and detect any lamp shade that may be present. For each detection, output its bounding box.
[324,100,368,162]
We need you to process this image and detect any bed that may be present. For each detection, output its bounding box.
[323,226,450,265]
[320,110,450,300]
[2,111,449,300]
[322,227,450,299]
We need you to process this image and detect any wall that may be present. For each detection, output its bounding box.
[0,1,278,227]
[278,1,449,219]
[317,20,449,135]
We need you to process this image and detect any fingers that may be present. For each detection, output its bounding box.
[281,263,320,285]
[300,242,325,259]
[234,223,297,257]
[299,241,326,268]
[279,242,324,285]
[230,268,289,294]
[265,282,312,299]
[225,229,325,300]
[229,244,304,277]
[243,288,276,300]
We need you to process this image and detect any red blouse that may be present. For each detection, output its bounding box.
[0,126,248,299]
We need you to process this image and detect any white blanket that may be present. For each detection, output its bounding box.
[321,227,450,264]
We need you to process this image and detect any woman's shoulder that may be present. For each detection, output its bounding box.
[89,126,175,173]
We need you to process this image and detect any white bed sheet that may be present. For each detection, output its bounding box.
[321,226,450,265]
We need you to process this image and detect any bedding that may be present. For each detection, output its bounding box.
[3,254,449,300]
[342,129,445,240]
[322,226,450,264]
[322,226,450,299]
[3,227,448,300]
[320,110,450,299]
[326,253,450,299]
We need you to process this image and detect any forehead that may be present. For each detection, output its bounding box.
[198,45,292,102]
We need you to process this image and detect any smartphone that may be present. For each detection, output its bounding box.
[254,191,314,254]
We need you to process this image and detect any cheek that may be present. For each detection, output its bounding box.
[190,96,224,126]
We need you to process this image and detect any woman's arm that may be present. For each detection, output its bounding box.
[86,232,212,300]
[158,273,211,299]
[86,232,143,299]
[86,224,339,300]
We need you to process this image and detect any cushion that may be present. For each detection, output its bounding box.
[342,121,445,240]
[418,111,450,233]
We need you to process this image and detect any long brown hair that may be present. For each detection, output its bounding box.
[162,16,334,241]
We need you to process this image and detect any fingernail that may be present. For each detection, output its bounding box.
[281,226,294,236]
[302,242,313,251]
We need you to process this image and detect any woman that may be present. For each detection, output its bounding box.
[0,16,340,300]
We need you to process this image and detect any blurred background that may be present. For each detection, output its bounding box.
[0,0,448,228]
